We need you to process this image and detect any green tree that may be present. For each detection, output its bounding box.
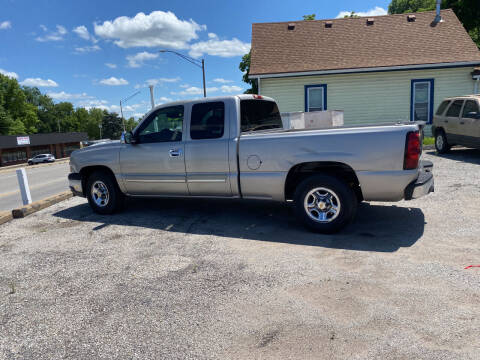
[388,0,480,47]
[239,51,258,94]
[343,11,360,18]
[0,104,13,135]
[388,0,435,14]
[86,108,104,139]
[8,118,26,135]
[125,116,138,132]
[302,14,316,20]
[102,112,123,139]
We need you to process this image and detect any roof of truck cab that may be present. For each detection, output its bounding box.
[145,94,276,114]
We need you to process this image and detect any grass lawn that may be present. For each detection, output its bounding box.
[423,136,435,146]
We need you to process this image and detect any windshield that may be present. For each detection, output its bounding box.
[240,100,283,132]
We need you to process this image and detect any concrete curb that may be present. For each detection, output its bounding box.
[12,191,74,219]
[0,211,13,225]
[0,158,70,174]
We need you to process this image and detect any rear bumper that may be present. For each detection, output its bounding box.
[404,164,434,200]
[68,173,84,197]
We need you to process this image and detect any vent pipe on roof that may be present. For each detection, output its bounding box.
[287,23,295,30]
[434,0,443,23]
[366,18,374,26]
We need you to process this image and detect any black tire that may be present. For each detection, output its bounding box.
[86,170,124,214]
[435,130,450,154]
[28,161,33,165]
[293,175,357,233]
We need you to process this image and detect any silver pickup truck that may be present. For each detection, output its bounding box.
[69,95,434,233]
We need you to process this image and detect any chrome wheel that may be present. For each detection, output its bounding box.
[436,134,444,150]
[91,180,110,207]
[304,187,341,223]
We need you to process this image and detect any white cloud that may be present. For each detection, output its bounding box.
[135,77,181,88]
[105,63,117,68]
[336,6,387,18]
[94,10,206,49]
[0,21,11,30]
[126,51,158,68]
[189,33,250,58]
[35,24,68,42]
[213,78,233,84]
[74,45,101,54]
[0,68,18,79]
[157,96,173,103]
[99,77,129,86]
[20,78,59,87]
[220,85,242,93]
[179,84,189,88]
[173,86,218,96]
[73,25,89,40]
[47,91,93,100]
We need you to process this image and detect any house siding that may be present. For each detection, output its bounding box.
[260,67,476,132]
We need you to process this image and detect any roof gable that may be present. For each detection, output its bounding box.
[250,10,480,76]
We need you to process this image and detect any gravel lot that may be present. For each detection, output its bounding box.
[1,149,479,359]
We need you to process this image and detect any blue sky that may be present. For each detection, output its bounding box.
[0,0,389,118]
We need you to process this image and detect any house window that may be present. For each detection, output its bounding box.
[411,79,434,123]
[305,85,327,112]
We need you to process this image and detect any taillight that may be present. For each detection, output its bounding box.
[404,131,421,170]
[252,95,263,99]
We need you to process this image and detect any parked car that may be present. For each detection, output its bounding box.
[432,95,480,153]
[68,95,434,233]
[27,154,55,165]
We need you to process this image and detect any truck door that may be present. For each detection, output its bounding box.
[119,105,188,196]
[184,100,232,196]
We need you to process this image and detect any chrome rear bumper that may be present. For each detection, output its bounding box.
[404,164,434,200]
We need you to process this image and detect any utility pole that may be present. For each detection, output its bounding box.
[119,100,125,132]
[149,85,155,109]
[119,90,141,133]
[159,50,206,97]
[201,59,206,98]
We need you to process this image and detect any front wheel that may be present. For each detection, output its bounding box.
[86,170,124,214]
[293,175,357,233]
[435,130,450,154]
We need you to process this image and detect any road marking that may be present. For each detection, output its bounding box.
[0,178,67,198]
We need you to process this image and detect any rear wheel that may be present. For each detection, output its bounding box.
[435,130,450,153]
[86,170,124,214]
[28,161,33,165]
[293,175,357,233]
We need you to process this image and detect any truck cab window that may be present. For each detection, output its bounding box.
[136,105,184,143]
[240,100,283,132]
[190,102,225,139]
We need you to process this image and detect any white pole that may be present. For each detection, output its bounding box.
[16,168,32,205]
[149,85,155,109]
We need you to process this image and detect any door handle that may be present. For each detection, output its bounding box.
[444,120,448,123]
[169,149,182,157]
[460,121,465,124]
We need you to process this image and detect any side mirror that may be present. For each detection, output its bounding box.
[122,131,137,144]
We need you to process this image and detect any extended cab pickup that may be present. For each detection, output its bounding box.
[69,95,434,233]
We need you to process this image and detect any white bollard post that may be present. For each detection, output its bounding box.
[16,168,32,205]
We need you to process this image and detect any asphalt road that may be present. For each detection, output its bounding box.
[0,162,70,211]
[1,149,479,359]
